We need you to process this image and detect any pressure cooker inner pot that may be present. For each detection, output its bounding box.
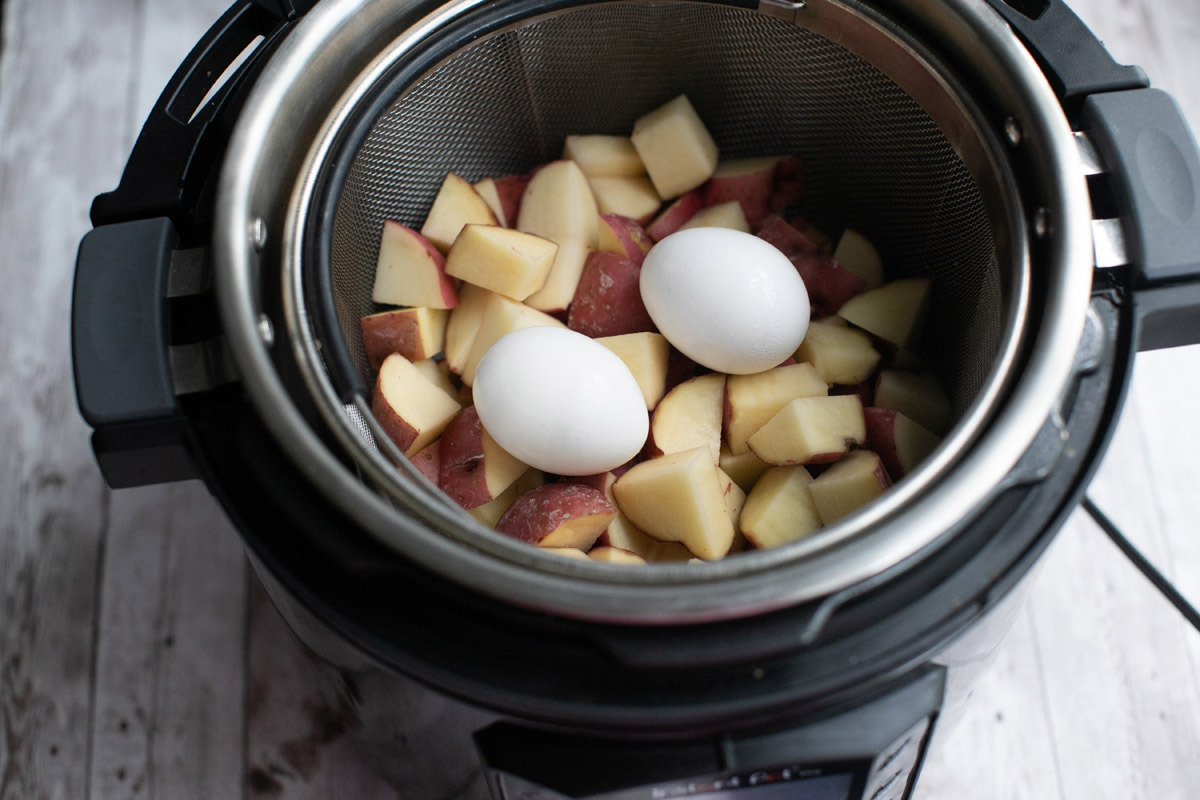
[271,0,1047,606]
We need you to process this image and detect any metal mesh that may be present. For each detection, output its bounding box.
[329,2,1004,417]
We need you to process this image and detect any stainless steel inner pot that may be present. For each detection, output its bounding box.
[213,0,1094,623]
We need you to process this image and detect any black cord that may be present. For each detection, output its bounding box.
[1082,495,1200,635]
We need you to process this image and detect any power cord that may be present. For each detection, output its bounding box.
[1082,495,1200,634]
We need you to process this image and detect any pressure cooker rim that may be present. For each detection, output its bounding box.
[212,0,1095,624]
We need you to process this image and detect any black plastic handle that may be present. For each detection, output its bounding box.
[90,0,315,234]
[980,0,1149,119]
[1082,89,1200,351]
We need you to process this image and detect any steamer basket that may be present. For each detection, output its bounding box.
[213,0,1095,622]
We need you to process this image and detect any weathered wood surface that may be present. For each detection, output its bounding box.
[2,2,141,800]
[0,0,1197,798]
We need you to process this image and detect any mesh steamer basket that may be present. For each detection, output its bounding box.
[73,0,1200,796]
[214,0,1124,617]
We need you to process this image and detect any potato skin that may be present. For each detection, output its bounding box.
[438,407,490,509]
[646,190,702,241]
[371,382,419,454]
[496,483,615,546]
[702,161,777,229]
[567,251,656,338]
[756,216,865,316]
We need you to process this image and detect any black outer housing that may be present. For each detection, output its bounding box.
[90,0,318,239]
[69,0,1198,796]
[183,289,1131,798]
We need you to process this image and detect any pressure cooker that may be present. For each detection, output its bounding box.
[72,0,1200,797]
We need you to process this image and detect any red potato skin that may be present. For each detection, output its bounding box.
[665,346,703,393]
[360,310,431,371]
[804,447,858,465]
[567,251,657,338]
[703,163,777,229]
[832,381,875,408]
[371,381,419,454]
[647,190,703,241]
[789,250,867,317]
[437,406,492,509]
[598,214,654,265]
[863,407,908,479]
[757,216,865,315]
[434,267,461,309]
[569,461,637,494]
[569,472,611,494]
[757,215,821,256]
[768,156,806,213]
[381,221,461,309]
[496,483,616,545]
[494,173,531,227]
[411,441,440,484]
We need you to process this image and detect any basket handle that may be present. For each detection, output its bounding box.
[90,0,316,235]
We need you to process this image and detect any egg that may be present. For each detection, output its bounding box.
[640,228,810,374]
[472,327,649,476]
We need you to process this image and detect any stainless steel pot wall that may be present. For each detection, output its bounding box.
[213,0,1094,622]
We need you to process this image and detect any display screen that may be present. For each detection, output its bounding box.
[592,767,856,800]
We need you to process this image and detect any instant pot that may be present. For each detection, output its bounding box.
[72,0,1200,797]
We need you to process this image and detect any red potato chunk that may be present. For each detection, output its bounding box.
[588,546,647,565]
[496,483,616,550]
[597,214,654,265]
[630,94,720,199]
[789,249,868,317]
[747,394,867,465]
[757,215,865,315]
[756,215,821,255]
[808,449,892,524]
[612,447,736,560]
[647,373,726,463]
[646,190,703,241]
[371,221,460,310]
[563,135,646,177]
[410,440,441,485]
[493,172,532,227]
[438,406,528,510]
[837,278,932,352]
[566,251,656,338]
[359,306,448,371]
[702,157,780,229]
[863,406,942,480]
[420,173,498,252]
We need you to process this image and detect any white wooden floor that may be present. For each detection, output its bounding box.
[1,0,1198,798]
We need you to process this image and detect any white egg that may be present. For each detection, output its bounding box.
[472,327,649,476]
[640,228,810,374]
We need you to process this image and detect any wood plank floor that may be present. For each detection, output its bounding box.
[1,0,1197,798]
